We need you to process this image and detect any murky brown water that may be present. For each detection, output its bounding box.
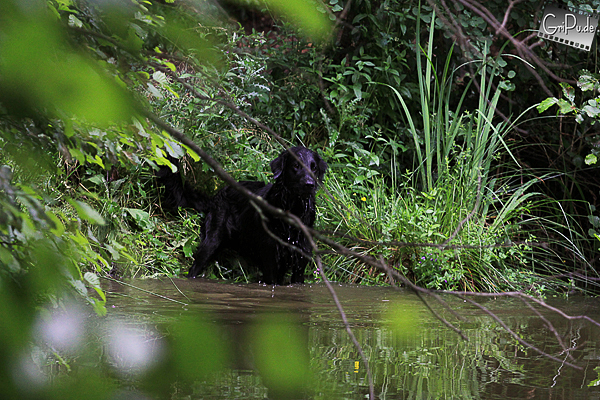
[104,278,600,399]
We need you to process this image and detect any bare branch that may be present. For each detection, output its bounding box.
[316,256,375,399]
[144,48,600,383]
[458,294,582,369]
[499,1,522,35]
[321,229,543,251]
[517,295,574,360]
[426,0,577,102]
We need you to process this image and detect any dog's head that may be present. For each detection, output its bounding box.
[271,146,327,195]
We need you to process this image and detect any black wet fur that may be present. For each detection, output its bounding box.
[156,146,327,285]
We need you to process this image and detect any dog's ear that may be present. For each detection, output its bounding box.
[270,150,288,180]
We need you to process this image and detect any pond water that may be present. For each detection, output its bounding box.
[104,278,600,400]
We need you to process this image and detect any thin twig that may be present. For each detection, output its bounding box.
[317,256,376,399]
[102,276,189,306]
[321,229,542,251]
[457,294,582,369]
[250,200,313,260]
[517,295,574,360]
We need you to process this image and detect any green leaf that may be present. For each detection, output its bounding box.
[0,247,20,273]
[557,99,575,114]
[125,208,154,230]
[172,318,229,381]
[163,61,177,72]
[86,174,106,186]
[263,0,332,41]
[158,23,218,64]
[68,14,84,28]
[68,200,106,225]
[578,72,597,91]
[498,80,514,91]
[84,271,101,288]
[585,153,598,165]
[45,211,65,236]
[90,298,107,316]
[72,279,88,297]
[250,314,309,396]
[582,104,600,118]
[152,71,169,85]
[165,140,185,158]
[0,18,134,124]
[182,238,195,258]
[560,82,575,103]
[104,244,121,260]
[537,97,558,113]
[182,144,201,162]
[353,83,362,100]
[87,154,106,169]
[69,148,86,163]
[146,83,164,99]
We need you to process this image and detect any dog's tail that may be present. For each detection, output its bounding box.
[156,157,210,214]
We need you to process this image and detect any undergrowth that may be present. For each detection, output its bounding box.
[11,10,592,295]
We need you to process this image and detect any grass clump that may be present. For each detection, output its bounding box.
[319,169,543,293]
[314,14,572,293]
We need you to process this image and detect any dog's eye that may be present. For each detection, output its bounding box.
[293,162,301,171]
[310,161,317,172]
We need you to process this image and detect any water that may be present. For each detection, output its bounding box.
[104,278,600,399]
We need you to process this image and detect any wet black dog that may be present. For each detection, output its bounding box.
[157,146,327,284]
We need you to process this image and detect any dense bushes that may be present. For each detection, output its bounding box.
[3,0,600,398]
[1,0,599,298]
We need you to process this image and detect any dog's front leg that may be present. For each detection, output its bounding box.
[260,260,277,285]
[290,257,308,284]
[188,213,223,278]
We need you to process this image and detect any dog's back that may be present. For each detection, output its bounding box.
[156,158,210,214]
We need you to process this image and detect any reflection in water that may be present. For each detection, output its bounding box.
[105,320,164,376]
[44,279,600,399]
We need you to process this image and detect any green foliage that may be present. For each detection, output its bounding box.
[321,167,545,292]
[0,0,332,397]
[587,204,600,251]
[1,0,599,397]
[1,0,591,291]
[315,15,573,293]
[538,70,600,166]
[0,10,132,125]
[536,71,600,253]
[265,0,332,39]
[250,313,310,397]
[321,165,575,293]
[0,154,108,315]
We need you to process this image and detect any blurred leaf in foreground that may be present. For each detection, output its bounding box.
[250,313,310,399]
[0,10,134,125]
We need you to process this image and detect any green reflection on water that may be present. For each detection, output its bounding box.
[30,279,600,399]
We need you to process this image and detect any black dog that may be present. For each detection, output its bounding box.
[157,146,327,284]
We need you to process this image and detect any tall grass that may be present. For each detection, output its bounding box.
[319,14,581,293]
